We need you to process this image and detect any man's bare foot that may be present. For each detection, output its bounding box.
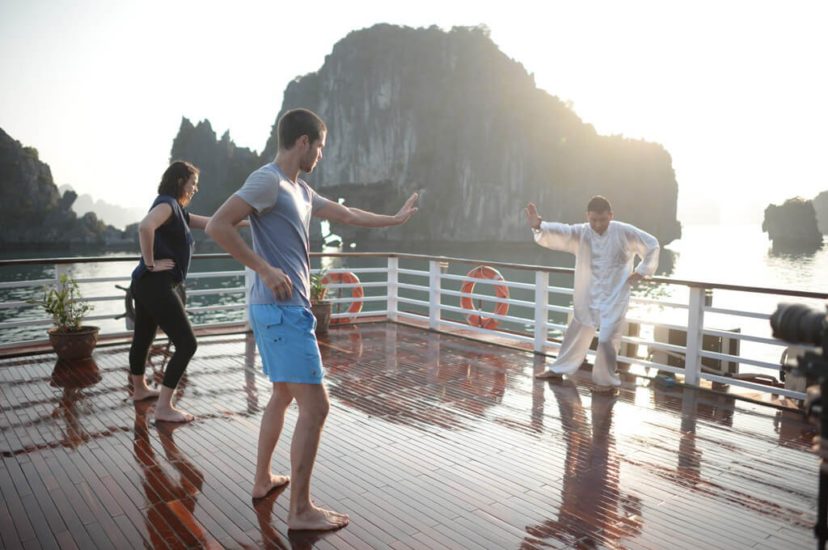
[252,474,290,499]
[132,387,160,401]
[535,369,563,379]
[288,505,349,531]
[154,406,194,423]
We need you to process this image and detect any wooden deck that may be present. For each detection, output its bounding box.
[0,322,819,549]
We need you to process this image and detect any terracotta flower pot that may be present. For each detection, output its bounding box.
[48,326,100,360]
[311,301,332,336]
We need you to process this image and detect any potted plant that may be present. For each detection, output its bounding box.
[310,270,332,336]
[33,273,99,360]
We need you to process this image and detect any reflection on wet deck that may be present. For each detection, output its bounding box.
[0,322,819,549]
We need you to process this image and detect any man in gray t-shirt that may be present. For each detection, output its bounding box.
[206,108,417,532]
[235,161,329,308]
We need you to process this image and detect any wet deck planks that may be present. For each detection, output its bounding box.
[0,322,819,549]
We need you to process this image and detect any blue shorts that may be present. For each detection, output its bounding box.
[249,304,324,384]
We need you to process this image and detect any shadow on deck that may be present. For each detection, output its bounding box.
[0,322,819,549]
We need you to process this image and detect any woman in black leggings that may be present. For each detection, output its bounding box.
[129,160,212,422]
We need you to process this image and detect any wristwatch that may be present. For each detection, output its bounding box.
[146,264,155,271]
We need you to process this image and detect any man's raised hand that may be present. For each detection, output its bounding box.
[525,202,542,230]
[394,193,419,224]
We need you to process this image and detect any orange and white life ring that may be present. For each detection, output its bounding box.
[320,271,364,324]
[459,266,509,330]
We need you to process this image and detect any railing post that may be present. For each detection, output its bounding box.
[429,260,441,330]
[387,256,398,322]
[684,286,706,386]
[244,267,255,331]
[534,271,549,353]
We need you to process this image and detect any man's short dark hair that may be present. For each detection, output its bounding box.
[158,160,199,198]
[277,108,327,150]
[587,195,612,214]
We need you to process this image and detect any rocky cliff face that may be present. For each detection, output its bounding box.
[169,119,261,221]
[762,197,823,251]
[0,128,128,248]
[260,24,681,245]
[812,191,828,234]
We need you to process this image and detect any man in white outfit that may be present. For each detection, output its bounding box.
[526,196,660,388]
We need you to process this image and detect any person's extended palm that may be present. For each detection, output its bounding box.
[525,202,542,229]
[395,193,419,223]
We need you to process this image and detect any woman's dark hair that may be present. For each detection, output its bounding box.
[277,108,327,150]
[158,160,199,198]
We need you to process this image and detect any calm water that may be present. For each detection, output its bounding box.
[664,223,828,292]
[2,224,826,371]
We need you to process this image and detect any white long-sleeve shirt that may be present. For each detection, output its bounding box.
[533,220,660,328]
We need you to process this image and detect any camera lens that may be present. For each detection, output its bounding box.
[770,303,827,346]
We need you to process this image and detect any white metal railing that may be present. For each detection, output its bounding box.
[0,258,250,339]
[1,253,825,402]
[385,256,828,402]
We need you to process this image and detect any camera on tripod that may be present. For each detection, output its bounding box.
[771,302,827,414]
[771,302,828,548]
[772,302,828,350]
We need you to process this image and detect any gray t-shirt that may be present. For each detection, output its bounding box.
[235,163,331,307]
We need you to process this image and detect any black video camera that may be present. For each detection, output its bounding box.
[771,302,828,348]
[771,302,828,548]
[771,303,828,395]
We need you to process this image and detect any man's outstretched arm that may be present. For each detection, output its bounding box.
[525,201,579,253]
[315,193,418,227]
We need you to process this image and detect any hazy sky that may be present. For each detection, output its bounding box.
[1,0,826,226]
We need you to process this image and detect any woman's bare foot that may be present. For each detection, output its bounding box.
[288,505,349,531]
[131,375,160,401]
[252,473,290,499]
[132,387,160,401]
[154,405,194,423]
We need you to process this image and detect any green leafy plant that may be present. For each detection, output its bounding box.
[33,273,94,332]
[310,269,329,303]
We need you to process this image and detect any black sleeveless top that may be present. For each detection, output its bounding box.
[131,195,194,284]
